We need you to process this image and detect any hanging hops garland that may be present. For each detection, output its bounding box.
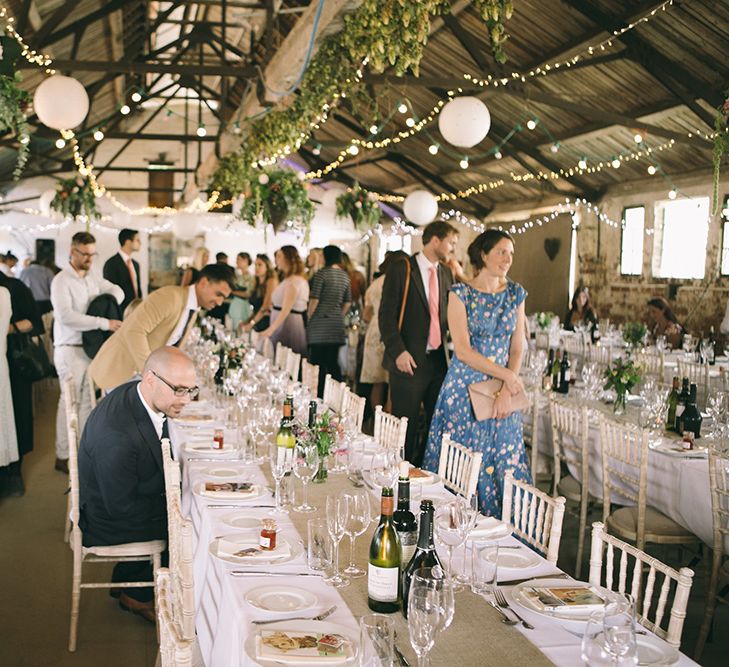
[473,1,514,64]
[712,90,729,215]
[335,182,381,229]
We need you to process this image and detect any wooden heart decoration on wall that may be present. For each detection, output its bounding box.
[544,238,561,261]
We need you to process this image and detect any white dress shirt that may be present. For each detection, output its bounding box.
[51,265,124,346]
[165,285,200,346]
[415,252,440,351]
[136,382,165,439]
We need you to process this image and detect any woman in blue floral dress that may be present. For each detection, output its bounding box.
[423,229,531,516]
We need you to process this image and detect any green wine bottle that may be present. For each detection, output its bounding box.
[367,487,401,613]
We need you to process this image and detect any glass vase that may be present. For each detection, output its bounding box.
[614,390,627,415]
[314,454,328,483]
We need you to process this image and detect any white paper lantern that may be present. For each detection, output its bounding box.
[320,183,346,211]
[174,215,200,241]
[438,96,491,148]
[34,75,90,130]
[38,188,56,216]
[403,190,438,227]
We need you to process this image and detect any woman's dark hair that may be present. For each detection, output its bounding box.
[467,229,514,271]
[571,286,593,312]
[254,253,274,282]
[378,250,409,275]
[277,245,305,277]
[237,252,252,264]
[648,296,680,325]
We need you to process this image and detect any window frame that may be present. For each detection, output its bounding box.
[619,205,645,276]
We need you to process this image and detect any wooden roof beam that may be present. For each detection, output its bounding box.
[442,11,490,72]
[36,0,138,48]
[18,59,257,78]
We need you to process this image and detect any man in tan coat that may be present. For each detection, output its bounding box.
[89,264,234,389]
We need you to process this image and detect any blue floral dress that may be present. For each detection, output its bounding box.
[422,280,531,516]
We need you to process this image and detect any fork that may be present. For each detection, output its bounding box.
[251,604,337,625]
[493,588,534,629]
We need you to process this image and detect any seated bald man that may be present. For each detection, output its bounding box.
[78,346,198,622]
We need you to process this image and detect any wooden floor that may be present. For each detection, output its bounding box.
[0,381,726,666]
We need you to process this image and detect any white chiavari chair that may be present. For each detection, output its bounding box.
[589,522,694,650]
[373,406,408,460]
[676,358,710,408]
[437,433,482,499]
[501,470,565,564]
[599,415,700,553]
[341,389,366,431]
[274,342,288,370]
[587,344,612,367]
[599,318,611,332]
[156,569,194,667]
[87,373,100,409]
[322,374,347,413]
[633,349,665,379]
[67,411,165,651]
[301,359,320,397]
[260,336,274,361]
[549,396,591,577]
[563,333,586,358]
[285,350,301,382]
[535,331,550,350]
[695,442,729,660]
[63,375,78,543]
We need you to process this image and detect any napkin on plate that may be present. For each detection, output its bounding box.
[256,630,352,663]
[471,516,510,539]
[199,482,258,499]
[218,538,290,561]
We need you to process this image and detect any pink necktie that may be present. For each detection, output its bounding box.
[126,258,138,297]
[428,266,441,349]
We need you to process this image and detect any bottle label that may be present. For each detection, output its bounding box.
[398,533,417,566]
[675,405,685,418]
[564,370,570,383]
[368,564,399,602]
[381,495,394,516]
[259,535,271,549]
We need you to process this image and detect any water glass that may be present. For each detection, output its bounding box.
[344,489,371,578]
[603,594,637,663]
[293,442,319,513]
[358,614,395,667]
[307,518,331,571]
[471,542,499,597]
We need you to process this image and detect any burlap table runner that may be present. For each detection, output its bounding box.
[264,468,556,666]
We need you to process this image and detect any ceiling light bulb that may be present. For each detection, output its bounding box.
[611,158,621,168]
[196,124,207,137]
[494,150,503,160]
[93,130,104,141]
[550,143,559,153]
[131,92,142,103]
[460,157,469,169]
[120,104,131,115]
[398,102,408,114]
[634,133,643,143]
[405,117,415,128]
[55,138,66,149]
[19,134,29,145]
[668,189,677,200]
[578,158,587,170]
[526,119,537,130]
[428,144,439,155]
[647,165,657,175]
[369,124,379,134]
[348,145,359,156]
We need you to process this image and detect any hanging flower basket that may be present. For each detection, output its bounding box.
[50,176,102,221]
[335,182,381,229]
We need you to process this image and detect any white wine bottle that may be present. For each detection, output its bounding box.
[367,487,401,613]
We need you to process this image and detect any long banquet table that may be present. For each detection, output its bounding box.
[170,403,699,667]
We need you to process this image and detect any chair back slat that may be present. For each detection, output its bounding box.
[501,471,565,564]
[373,406,408,460]
[156,569,194,667]
[588,522,694,649]
[323,374,347,413]
[301,359,320,398]
[285,351,301,382]
[274,342,288,370]
[437,434,482,498]
[633,350,665,378]
[588,344,612,367]
[549,397,589,494]
[341,389,366,431]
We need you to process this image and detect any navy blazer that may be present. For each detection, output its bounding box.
[103,252,141,311]
[78,381,167,546]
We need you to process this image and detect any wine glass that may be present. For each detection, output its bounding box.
[293,442,319,513]
[603,594,637,664]
[455,494,480,586]
[325,494,350,588]
[415,566,455,631]
[407,579,441,667]
[366,448,399,491]
[343,489,371,578]
[269,442,292,514]
[434,501,469,584]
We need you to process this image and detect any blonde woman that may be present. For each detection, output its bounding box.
[180,247,209,287]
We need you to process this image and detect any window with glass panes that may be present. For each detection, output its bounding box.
[652,197,710,279]
[620,206,645,275]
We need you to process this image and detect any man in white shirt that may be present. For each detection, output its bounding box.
[51,232,124,473]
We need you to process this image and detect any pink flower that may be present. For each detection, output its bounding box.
[723,98,729,115]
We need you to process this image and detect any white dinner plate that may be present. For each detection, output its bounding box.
[470,516,512,540]
[245,585,318,613]
[193,481,264,501]
[245,620,357,665]
[209,533,302,566]
[203,466,240,478]
[511,578,610,634]
[635,633,679,666]
[221,514,261,530]
[485,546,541,570]
[183,442,231,455]
[174,413,217,424]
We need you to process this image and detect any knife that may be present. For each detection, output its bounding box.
[206,504,275,509]
[186,457,242,462]
[230,570,323,577]
[498,572,571,587]
[393,642,411,666]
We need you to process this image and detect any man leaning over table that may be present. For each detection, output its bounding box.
[89,262,235,390]
[51,231,123,474]
[79,346,198,622]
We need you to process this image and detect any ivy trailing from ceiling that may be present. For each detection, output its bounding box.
[335,182,381,229]
[50,176,101,222]
[472,1,514,64]
[712,90,729,215]
[0,35,31,179]
[236,167,314,233]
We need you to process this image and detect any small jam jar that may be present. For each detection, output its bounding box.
[213,428,224,449]
[682,431,694,450]
[259,519,277,550]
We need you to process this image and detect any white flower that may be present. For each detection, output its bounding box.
[258,174,270,185]
[354,201,362,209]
[296,170,305,181]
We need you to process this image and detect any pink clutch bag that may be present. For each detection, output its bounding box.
[467,378,530,421]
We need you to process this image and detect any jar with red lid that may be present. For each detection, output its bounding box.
[259,519,277,550]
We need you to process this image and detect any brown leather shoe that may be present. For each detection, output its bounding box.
[118,592,156,624]
[55,458,69,474]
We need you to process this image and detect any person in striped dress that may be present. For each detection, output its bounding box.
[306,245,352,396]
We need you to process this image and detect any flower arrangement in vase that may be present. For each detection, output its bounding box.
[603,357,642,415]
[622,321,647,350]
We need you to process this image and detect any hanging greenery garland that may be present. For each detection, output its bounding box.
[472,1,514,64]
[335,182,381,229]
[237,168,314,232]
[50,176,101,221]
[0,35,30,179]
[712,90,729,215]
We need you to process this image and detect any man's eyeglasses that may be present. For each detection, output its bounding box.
[151,370,199,398]
[72,248,98,259]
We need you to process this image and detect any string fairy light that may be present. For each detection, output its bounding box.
[0,6,56,74]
